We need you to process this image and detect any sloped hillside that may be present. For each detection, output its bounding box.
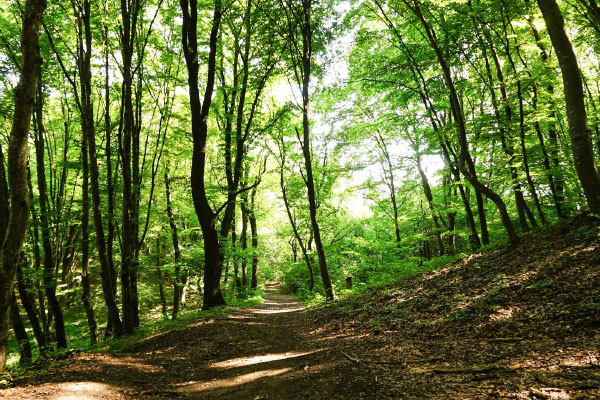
[310,214,600,399]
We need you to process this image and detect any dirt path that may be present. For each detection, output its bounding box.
[1,285,373,399]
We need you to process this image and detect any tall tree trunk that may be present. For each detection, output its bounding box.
[26,168,48,338]
[80,96,98,343]
[16,262,46,351]
[464,154,490,245]
[416,155,445,256]
[180,0,225,309]
[9,291,32,365]
[439,135,481,251]
[528,19,568,218]
[249,186,259,289]
[241,189,249,288]
[537,0,600,212]
[34,79,67,349]
[120,0,137,333]
[0,0,46,372]
[278,140,314,291]
[76,14,99,337]
[166,170,184,318]
[103,18,119,337]
[517,81,547,225]
[155,237,167,316]
[297,0,334,300]
[374,132,401,243]
[445,176,456,254]
[78,0,123,337]
[2,153,33,365]
[483,38,533,231]
[231,214,242,289]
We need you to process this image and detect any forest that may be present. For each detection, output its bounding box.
[0,0,599,398]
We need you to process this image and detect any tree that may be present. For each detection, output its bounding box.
[277,0,334,300]
[537,0,600,213]
[0,0,46,373]
[405,0,519,245]
[180,0,225,308]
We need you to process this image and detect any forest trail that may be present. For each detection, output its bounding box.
[3,215,600,399]
[1,285,373,399]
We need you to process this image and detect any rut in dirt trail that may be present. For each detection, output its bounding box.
[1,285,373,400]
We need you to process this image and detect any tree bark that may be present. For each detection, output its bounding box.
[374,133,401,244]
[278,138,314,291]
[9,291,32,365]
[180,0,225,309]
[528,19,567,218]
[103,17,119,337]
[119,0,139,333]
[439,142,481,250]
[249,185,259,289]
[416,155,445,256]
[166,170,184,318]
[16,262,46,351]
[231,214,242,289]
[26,166,49,339]
[0,0,46,372]
[80,125,98,343]
[408,0,519,245]
[296,0,334,300]
[78,0,123,336]
[537,0,600,213]
[155,237,167,316]
[34,80,66,349]
[241,189,249,288]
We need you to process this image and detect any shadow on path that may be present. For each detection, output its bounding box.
[1,284,373,399]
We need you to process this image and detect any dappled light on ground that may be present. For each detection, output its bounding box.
[4,218,599,399]
[225,314,255,320]
[252,306,305,314]
[178,367,293,392]
[511,388,572,399]
[50,382,118,400]
[211,350,320,369]
[509,349,600,370]
[487,305,518,323]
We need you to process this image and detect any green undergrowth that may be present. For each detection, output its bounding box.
[307,214,600,335]
[290,251,470,308]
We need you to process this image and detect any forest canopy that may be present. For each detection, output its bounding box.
[1,0,600,372]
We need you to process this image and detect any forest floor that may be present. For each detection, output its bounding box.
[1,214,600,399]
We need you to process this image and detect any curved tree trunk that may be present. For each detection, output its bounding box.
[537,0,600,213]
[408,0,519,245]
[180,0,225,309]
[0,0,46,372]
